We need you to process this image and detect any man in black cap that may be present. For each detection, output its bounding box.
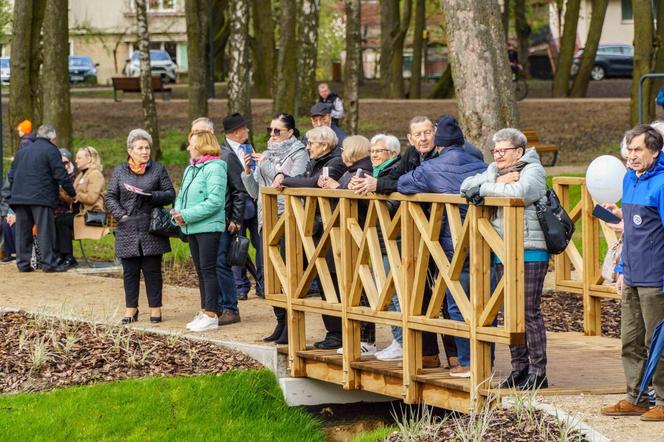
[302,103,347,149]
[221,113,264,300]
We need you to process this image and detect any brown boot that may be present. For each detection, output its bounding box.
[422,355,440,369]
[218,311,241,326]
[641,405,664,421]
[601,400,649,416]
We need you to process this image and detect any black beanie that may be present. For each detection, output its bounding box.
[434,115,465,147]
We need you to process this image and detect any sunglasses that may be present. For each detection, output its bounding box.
[266,127,282,136]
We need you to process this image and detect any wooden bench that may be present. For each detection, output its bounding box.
[111,76,172,102]
[77,213,117,268]
[523,128,558,167]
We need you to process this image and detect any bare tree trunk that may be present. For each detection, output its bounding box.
[409,0,425,98]
[250,0,274,98]
[631,1,654,125]
[211,0,229,81]
[429,63,454,98]
[569,0,608,98]
[296,0,320,114]
[135,0,161,159]
[228,0,252,123]
[274,0,297,115]
[502,0,510,42]
[440,0,518,158]
[514,0,530,78]
[344,0,361,134]
[185,0,209,121]
[551,0,580,97]
[42,0,72,148]
[380,0,412,98]
[648,2,664,120]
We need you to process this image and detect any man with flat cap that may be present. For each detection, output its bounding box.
[302,103,347,149]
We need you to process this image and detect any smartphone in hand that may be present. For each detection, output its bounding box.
[592,204,621,224]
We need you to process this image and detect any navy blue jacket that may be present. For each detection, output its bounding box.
[8,137,76,208]
[619,154,664,289]
[397,145,487,259]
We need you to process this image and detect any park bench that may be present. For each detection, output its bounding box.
[523,128,558,167]
[111,76,172,102]
[76,213,117,268]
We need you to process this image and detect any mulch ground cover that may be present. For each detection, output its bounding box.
[0,311,260,394]
[541,290,620,338]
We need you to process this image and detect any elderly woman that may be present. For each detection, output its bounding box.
[172,131,227,333]
[241,113,309,344]
[53,148,77,268]
[460,128,549,390]
[73,146,109,242]
[318,135,372,190]
[106,129,175,324]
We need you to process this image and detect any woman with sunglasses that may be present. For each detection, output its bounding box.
[460,128,549,390]
[53,148,77,268]
[240,113,308,344]
[72,146,110,246]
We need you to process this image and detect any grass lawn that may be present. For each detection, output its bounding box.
[0,370,325,442]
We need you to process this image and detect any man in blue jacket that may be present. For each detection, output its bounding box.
[8,125,76,272]
[602,124,664,421]
[398,115,487,378]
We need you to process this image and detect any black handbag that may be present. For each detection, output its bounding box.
[84,211,107,227]
[149,207,182,238]
[227,234,250,267]
[535,188,575,255]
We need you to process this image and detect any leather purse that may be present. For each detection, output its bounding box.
[149,207,182,238]
[227,234,250,267]
[535,188,575,255]
[84,211,107,227]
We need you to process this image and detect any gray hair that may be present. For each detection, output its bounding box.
[126,128,153,150]
[620,134,628,159]
[408,116,434,133]
[492,128,528,152]
[305,126,338,150]
[36,125,56,141]
[192,117,214,132]
[370,133,401,154]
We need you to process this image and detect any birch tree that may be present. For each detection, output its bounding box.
[135,0,161,158]
[185,0,210,121]
[228,0,252,122]
[344,0,361,133]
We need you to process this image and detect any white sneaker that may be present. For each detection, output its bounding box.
[336,342,377,356]
[186,312,205,330]
[189,314,219,332]
[375,340,403,361]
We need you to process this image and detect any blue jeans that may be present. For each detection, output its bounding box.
[232,215,264,295]
[384,255,403,344]
[217,231,238,313]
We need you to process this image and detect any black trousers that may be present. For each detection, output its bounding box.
[54,213,74,257]
[14,205,57,271]
[189,232,221,313]
[122,254,163,308]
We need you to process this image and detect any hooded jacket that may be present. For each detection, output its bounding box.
[175,159,227,235]
[619,153,664,289]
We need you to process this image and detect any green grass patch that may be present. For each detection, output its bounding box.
[0,370,325,442]
[352,425,396,442]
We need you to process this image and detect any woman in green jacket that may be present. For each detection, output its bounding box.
[172,130,227,333]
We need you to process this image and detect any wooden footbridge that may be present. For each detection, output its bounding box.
[262,177,623,413]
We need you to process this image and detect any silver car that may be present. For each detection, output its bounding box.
[126,50,177,83]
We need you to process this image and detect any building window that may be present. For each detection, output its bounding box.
[132,0,176,12]
[621,0,632,21]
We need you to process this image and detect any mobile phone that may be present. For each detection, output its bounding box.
[322,167,329,178]
[242,144,256,169]
[355,168,365,178]
[592,204,622,224]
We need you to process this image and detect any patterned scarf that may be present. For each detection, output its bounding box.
[190,155,220,165]
[497,161,527,176]
[128,157,148,175]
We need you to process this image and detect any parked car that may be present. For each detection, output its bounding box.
[125,50,177,83]
[0,57,9,84]
[571,44,633,81]
[69,56,98,84]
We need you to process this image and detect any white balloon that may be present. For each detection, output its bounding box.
[585,155,626,204]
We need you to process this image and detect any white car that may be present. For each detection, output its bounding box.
[1,57,9,84]
[125,50,177,83]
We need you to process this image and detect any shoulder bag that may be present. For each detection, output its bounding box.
[149,207,182,238]
[535,188,575,255]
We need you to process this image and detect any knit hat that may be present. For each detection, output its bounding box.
[17,119,32,135]
[434,115,465,147]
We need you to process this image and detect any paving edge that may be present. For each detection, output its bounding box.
[502,397,609,442]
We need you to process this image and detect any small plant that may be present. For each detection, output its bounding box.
[29,339,50,371]
[391,404,444,442]
[18,331,28,352]
[62,333,79,354]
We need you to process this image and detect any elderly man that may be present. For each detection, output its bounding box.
[317,82,344,126]
[8,125,75,272]
[302,103,347,149]
[191,117,247,325]
[601,124,664,421]
[276,126,347,349]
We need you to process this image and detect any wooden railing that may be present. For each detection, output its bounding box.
[552,176,620,336]
[262,187,526,411]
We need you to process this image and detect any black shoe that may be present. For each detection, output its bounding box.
[314,335,342,350]
[122,310,139,324]
[274,325,288,345]
[499,368,529,389]
[150,316,162,323]
[43,265,68,273]
[256,291,265,299]
[1,255,15,263]
[62,256,78,269]
[18,267,34,272]
[238,292,248,301]
[263,322,285,342]
[517,373,548,390]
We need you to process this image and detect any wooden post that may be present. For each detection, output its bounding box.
[286,194,307,376]
[262,191,280,300]
[401,201,422,404]
[553,180,572,287]
[469,205,492,411]
[503,206,525,334]
[581,184,602,335]
[340,197,360,390]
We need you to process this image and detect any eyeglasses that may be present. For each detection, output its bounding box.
[63,160,71,165]
[490,147,520,157]
[370,149,390,154]
[266,127,282,136]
